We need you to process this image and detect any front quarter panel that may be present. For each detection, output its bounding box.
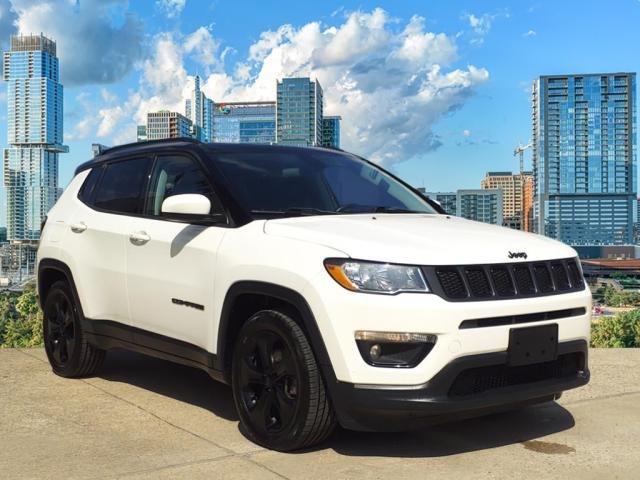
[211,221,348,359]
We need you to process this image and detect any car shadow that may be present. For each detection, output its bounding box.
[325,402,575,458]
[170,224,207,257]
[97,348,238,422]
[97,349,576,458]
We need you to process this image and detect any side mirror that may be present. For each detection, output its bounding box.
[160,194,226,224]
[162,194,211,215]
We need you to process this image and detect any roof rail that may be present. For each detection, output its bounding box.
[98,137,201,157]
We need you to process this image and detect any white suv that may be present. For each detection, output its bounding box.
[37,139,591,451]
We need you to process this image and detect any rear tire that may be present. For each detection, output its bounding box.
[43,280,105,377]
[231,309,336,451]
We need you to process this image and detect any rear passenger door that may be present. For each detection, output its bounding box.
[68,156,151,326]
[125,154,228,349]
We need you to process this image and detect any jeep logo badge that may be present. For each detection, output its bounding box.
[508,251,528,259]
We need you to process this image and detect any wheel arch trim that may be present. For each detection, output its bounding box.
[37,258,84,318]
[217,281,337,385]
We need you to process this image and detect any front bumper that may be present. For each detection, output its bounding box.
[302,271,592,386]
[329,339,589,431]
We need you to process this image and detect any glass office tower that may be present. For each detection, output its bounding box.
[213,102,276,144]
[185,75,214,142]
[321,116,341,149]
[532,73,637,246]
[424,192,458,216]
[276,77,323,146]
[3,34,67,242]
[457,189,503,225]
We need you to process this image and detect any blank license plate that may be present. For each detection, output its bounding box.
[508,324,558,366]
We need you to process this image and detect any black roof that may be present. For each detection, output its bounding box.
[74,138,343,175]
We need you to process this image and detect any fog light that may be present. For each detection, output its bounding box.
[355,331,437,368]
[369,344,382,360]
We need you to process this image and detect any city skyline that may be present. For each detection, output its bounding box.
[0,0,638,216]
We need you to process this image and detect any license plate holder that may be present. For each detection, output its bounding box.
[508,324,558,366]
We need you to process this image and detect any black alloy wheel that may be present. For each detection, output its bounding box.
[43,280,105,377]
[236,329,300,435]
[44,288,76,368]
[232,309,336,451]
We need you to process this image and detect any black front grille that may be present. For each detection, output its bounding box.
[465,268,492,297]
[424,257,585,302]
[533,264,554,293]
[513,265,535,294]
[435,268,467,298]
[490,266,515,296]
[449,352,583,397]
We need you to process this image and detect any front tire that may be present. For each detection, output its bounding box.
[231,309,336,451]
[43,280,105,377]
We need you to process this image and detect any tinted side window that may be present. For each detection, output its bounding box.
[145,155,223,216]
[78,167,102,204]
[93,157,151,214]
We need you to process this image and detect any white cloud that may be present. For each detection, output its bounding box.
[462,10,509,46]
[465,13,492,36]
[11,0,144,86]
[98,8,488,166]
[523,29,536,37]
[183,26,223,74]
[0,0,18,72]
[0,0,16,38]
[156,0,186,18]
[462,129,471,137]
[65,92,99,142]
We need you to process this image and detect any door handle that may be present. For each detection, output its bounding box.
[70,222,87,233]
[129,231,151,246]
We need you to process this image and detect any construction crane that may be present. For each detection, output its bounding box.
[513,142,532,175]
[513,142,533,231]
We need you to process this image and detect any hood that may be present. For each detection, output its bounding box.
[263,214,576,265]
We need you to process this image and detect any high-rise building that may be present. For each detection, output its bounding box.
[213,102,276,144]
[276,77,323,146]
[532,73,637,248]
[3,34,67,247]
[481,171,534,231]
[185,75,214,142]
[321,116,341,149]
[145,111,192,141]
[91,143,110,157]
[136,125,147,142]
[424,192,458,216]
[423,190,502,224]
[457,189,503,225]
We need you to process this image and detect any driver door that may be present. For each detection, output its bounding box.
[125,153,227,348]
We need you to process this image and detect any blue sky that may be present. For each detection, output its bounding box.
[0,0,639,224]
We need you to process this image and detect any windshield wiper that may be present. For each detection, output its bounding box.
[336,204,424,214]
[373,206,424,214]
[250,207,337,218]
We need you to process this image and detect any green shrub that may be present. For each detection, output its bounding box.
[0,284,43,348]
[591,310,640,348]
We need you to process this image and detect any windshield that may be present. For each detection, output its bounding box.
[208,148,438,218]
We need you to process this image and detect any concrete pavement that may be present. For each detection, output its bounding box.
[1,347,639,479]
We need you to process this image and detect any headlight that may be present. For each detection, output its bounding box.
[324,259,429,294]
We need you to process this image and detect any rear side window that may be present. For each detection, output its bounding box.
[93,157,151,214]
[78,167,102,204]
